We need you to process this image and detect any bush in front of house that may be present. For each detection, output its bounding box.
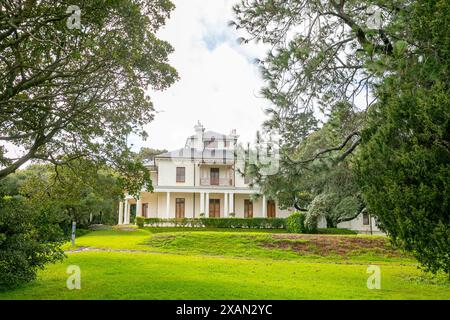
[136,216,145,228]
[286,212,305,233]
[286,212,318,233]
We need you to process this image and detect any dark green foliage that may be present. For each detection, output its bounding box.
[358,0,450,275]
[136,216,145,229]
[142,218,286,229]
[359,81,450,274]
[234,0,449,275]
[0,0,178,196]
[0,162,125,289]
[0,196,66,290]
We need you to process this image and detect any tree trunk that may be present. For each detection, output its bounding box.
[326,217,337,228]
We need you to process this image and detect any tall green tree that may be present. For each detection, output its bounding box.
[0,1,178,289]
[358,0,449,274]
[0,0,178,196]
[233,0,449,274]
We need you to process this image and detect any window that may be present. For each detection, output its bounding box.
[175,198,185,219]
[224,139,230,148]
[362,213,370,225]
[176,167,185,182]
[244,199,253,218]
[210,168,219,185]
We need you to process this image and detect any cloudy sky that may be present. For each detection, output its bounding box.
[129,0,270,152]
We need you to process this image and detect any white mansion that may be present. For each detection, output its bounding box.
[118,122,290,223]
[117,122,380,234]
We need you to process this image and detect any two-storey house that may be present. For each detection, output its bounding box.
[118,122,290,223]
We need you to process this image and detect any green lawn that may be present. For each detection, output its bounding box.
[1,227,448,300]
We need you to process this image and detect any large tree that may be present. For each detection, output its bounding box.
[357,0,449,274]
[233,0,449,274]
[0,0,178,195]
[0,0,178,289]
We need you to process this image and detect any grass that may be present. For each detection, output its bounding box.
[1,227,449,300]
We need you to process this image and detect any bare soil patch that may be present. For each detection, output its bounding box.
[262,234,404,258]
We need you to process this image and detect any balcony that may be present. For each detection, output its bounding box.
[200,177,233,186]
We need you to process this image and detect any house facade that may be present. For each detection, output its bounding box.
[117,122,382,234]
[118,122,291,223]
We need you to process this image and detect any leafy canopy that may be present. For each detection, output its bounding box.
[0,0,178,196]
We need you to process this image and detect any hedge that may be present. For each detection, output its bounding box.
[317,228,357,235]
[141,217,286,229]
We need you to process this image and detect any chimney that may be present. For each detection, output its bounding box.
[194,121,204,150]
[194,121,204,135]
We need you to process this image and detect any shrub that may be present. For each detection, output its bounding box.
[0,196,66,290]
[136,216,145,228]
[286,212,306,233]
[286,212,318,233]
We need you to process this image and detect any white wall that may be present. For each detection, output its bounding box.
[337,214,383,234]
[157,159,196,187]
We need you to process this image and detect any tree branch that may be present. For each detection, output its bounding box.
[285,130,360,164]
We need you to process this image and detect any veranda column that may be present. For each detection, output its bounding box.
[166,192,171,218]
[136,196,142,218]
[124,200,130,224]
[262,195,267,217]
[118,201,124,225]
[205,192,209,217]
[224,193,228,217]
[229,193,234,215]
[200,192,205,214]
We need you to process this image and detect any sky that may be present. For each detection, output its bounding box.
[129,0,270,152]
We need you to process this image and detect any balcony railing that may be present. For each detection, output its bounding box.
[200,177,233,186]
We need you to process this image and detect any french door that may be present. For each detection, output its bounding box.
[244,199,253,218]
[175,198,185,219]
[210,168,219,185]
[209,199,220,218]
[267,200,276,218]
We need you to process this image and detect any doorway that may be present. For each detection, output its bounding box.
[244,199,253,218]
[209,199,220,217]
[267,200,276,218]
[175,198,185,219]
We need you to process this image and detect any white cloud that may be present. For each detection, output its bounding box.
[129,0,271,152]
